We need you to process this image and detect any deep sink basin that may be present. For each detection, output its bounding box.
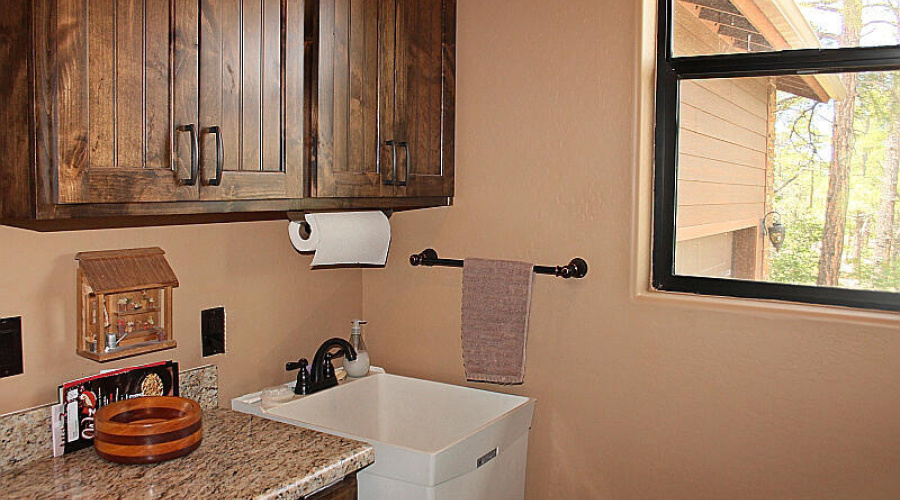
[234,373,535,500]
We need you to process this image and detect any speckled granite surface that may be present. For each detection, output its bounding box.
[0,408,374,500]
[0,365,218,472]
[178,365,219,410]
[0,405,52,471]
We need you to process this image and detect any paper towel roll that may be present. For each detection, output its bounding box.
[289,212,391,266]
[288,219,319,253]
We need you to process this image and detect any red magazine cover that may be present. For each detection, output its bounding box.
[58,360,179,454]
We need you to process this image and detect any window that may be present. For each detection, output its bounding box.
[654,0,900,311]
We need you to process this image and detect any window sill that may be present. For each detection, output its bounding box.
[634,286,900,328]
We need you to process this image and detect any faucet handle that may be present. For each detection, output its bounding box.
[286,358,308,371]
[323,353,336,380]
[287,358,310,395]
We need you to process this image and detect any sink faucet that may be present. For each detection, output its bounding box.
[286,338,357,395]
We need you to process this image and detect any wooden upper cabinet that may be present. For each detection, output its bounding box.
[315,0,385,198]
[51,0,307,205]
[198,0,306,200]
[315,0,455,198]
[49,0,200,204]
[0,0,452,226]
[390,0,455,198]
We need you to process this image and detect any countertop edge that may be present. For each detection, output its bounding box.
[256,447,376,500]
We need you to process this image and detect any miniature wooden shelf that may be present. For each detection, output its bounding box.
[115,307,162,317]
[78,340,177,363]
[76,248,179,362]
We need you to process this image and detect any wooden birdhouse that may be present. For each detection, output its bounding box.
[76,248,179,362]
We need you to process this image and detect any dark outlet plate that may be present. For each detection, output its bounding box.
[201,307,226,357]
[0,317,23,378]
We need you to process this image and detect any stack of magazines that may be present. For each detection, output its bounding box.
[50,360,179,456]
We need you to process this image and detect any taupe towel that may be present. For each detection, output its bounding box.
[461,258,534,385]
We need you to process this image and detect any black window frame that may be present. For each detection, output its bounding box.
[653,0,900,312]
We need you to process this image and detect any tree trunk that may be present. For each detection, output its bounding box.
[810,170,815,209]
[873,119,900,280]
[761,78,777,280]
[853,213,869,265]
[873,20,900,282]
[817,0,862,286]
[893,224,900,264]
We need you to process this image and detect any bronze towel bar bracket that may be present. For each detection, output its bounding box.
[409,249,589,279]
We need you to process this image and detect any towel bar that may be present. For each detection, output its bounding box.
[409,249,588,279]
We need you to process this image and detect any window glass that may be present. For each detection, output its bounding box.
[672,0,897,57]
[674,71,900,292]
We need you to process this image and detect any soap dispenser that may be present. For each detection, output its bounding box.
[344,319,370,378]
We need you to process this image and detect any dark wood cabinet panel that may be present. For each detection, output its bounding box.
[315,0,387,198]
[392,0,455,197]
[304,474,357,500]
[50,0,201,204]
[315,0,455,199]
[199,0,306,200]
[0,0,33,221]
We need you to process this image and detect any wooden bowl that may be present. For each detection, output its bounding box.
[94,396,202,464]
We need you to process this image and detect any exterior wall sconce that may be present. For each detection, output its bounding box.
[762,211,786,251]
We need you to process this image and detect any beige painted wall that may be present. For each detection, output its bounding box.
[2,0,899,498]
[361,1,900,499]
[0,221,361,414]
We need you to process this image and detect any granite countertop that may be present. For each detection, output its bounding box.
[0,408,374,500]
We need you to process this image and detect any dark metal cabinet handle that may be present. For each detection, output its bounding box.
[204,126,224,186]
[176,124,199,186]
[384,140,398,186]
[397,142,411,187]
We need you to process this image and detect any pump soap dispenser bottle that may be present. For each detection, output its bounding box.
[344,319,371,378]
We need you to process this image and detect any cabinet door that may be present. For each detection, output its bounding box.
[52,0,200,204]
[199,0,306,200]
[314,0,391,197]
[392,0,455,197]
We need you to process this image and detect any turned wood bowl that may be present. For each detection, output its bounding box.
[94,396,202,464]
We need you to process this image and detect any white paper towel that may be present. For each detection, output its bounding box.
[289,212,391,266]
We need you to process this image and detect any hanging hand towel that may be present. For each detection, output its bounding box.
[461,258,534,385]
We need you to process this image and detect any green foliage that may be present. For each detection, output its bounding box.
[873,258,900,291]
[769,213,823,286]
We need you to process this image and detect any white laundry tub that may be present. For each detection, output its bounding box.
[234,373,535,500]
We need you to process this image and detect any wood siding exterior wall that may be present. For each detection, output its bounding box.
[675,232,734,276]
[674,2,768,243]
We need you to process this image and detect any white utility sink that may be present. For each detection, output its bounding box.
[233,372,535,500]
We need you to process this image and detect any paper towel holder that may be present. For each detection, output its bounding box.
[287,210,393,240]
